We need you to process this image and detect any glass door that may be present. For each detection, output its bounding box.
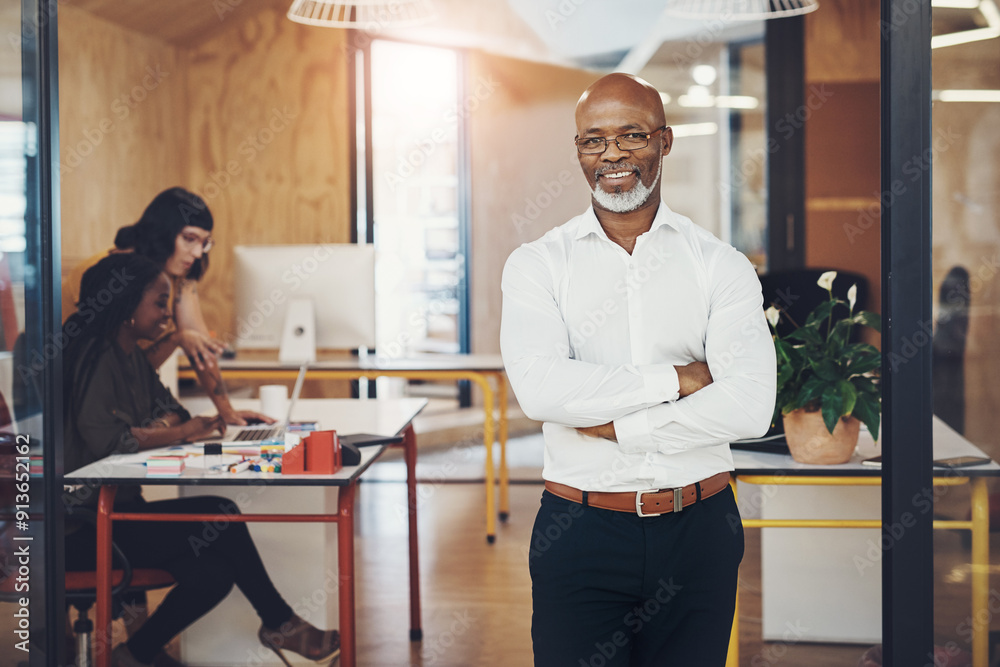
[1,0,62,664]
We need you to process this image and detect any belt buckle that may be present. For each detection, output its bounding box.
[635,489,661,517]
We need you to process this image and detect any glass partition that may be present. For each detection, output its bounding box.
[931,2,1000,661]
[1,0,60,664]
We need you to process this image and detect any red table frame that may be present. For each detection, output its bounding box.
[90,424,421,667]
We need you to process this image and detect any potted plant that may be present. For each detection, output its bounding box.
[766,271,882,464]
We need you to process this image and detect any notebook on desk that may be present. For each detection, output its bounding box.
[214,363,309,443]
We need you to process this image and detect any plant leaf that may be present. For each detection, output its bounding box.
[853,311,882,332]
[810,358,841,382]
[794,375,828,410]
[853,392,881,439]
[787,326,823,346]
[837,379,857,417]
[821,384,842,434]
[806,300,835,328]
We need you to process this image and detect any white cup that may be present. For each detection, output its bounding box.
[259,384,289,419]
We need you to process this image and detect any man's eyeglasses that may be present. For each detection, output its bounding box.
[180,232,214,253]
[575,126,668,155]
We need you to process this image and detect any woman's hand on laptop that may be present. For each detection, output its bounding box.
[222,410,277,426]
[182,414,228,442]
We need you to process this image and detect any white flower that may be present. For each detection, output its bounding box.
[817,270,837,292]
[765,306,780,329]
[848,284,857,311]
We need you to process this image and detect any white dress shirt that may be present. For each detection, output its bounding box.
[500,202,776,492]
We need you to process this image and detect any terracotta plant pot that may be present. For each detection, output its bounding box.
[782,409,861,465]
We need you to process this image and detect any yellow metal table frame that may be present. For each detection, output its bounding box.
[726,474,990,667]
[179,366,510,542]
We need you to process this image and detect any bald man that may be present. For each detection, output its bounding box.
[500,73,776,666]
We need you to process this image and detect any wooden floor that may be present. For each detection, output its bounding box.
[351,470,996,667]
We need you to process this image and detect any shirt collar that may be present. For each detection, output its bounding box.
[574,200,681,241]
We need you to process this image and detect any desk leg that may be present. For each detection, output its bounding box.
[404,424,423,641]
[338,484,357,667]
[727,477,739,667]
[497,373,510,523]
[481,380,497,544]
[96,485,117,667]
[971,477,989,667]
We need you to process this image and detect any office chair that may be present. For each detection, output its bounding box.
[64,509,176,667]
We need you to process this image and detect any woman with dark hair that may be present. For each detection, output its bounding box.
[64,253,340,667]
[62,187,269,427]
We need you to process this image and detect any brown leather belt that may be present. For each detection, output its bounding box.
[544,472,730,517]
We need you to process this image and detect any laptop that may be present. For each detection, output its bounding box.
[218,363,309,443]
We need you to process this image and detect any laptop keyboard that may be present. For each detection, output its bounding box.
[233,426,282,442]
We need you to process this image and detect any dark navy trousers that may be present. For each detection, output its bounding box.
[528,485,744,667]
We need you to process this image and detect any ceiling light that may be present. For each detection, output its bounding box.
[715,95,760,109]
[934,89,1000,101]
[679,85,715,108]
[931,0,1000,48]
[664,0,819,20]
[932,0,980,8]
[287,0,435,28]
[692,65,718,86]
[671,122,719,138]
[659,91,673,105]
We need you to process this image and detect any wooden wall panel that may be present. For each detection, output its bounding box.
[59,5,187,275]
[468,52,599,354]
[183,6,352,343]
[805,0,880,84]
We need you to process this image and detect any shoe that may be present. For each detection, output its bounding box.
[111,644,153,667]
[258,613,340,666]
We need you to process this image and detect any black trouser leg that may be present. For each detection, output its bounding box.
[529,487,743,667]
[67,495,295,663]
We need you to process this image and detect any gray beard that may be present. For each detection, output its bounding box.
[591,159,662,213]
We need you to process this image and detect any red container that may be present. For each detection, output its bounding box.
[304,430,341,474]
[281,442,306,474]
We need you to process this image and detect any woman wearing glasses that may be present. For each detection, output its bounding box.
[62,187,271,427]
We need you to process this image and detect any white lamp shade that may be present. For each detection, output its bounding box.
[287,0,435,28]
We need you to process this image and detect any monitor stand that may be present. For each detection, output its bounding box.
[279,297,317,364]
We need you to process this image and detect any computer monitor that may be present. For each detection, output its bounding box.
[232,244,376,350]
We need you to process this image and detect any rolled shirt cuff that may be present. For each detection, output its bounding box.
[639,363,679,404]
[614,408,657,454]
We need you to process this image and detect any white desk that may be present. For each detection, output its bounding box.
[727,417,1000,667]
[180,353,511,542]
[65,397,427,667]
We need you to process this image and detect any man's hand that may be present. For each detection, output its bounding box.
[675,361,713,397]
[576,422,617,442]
